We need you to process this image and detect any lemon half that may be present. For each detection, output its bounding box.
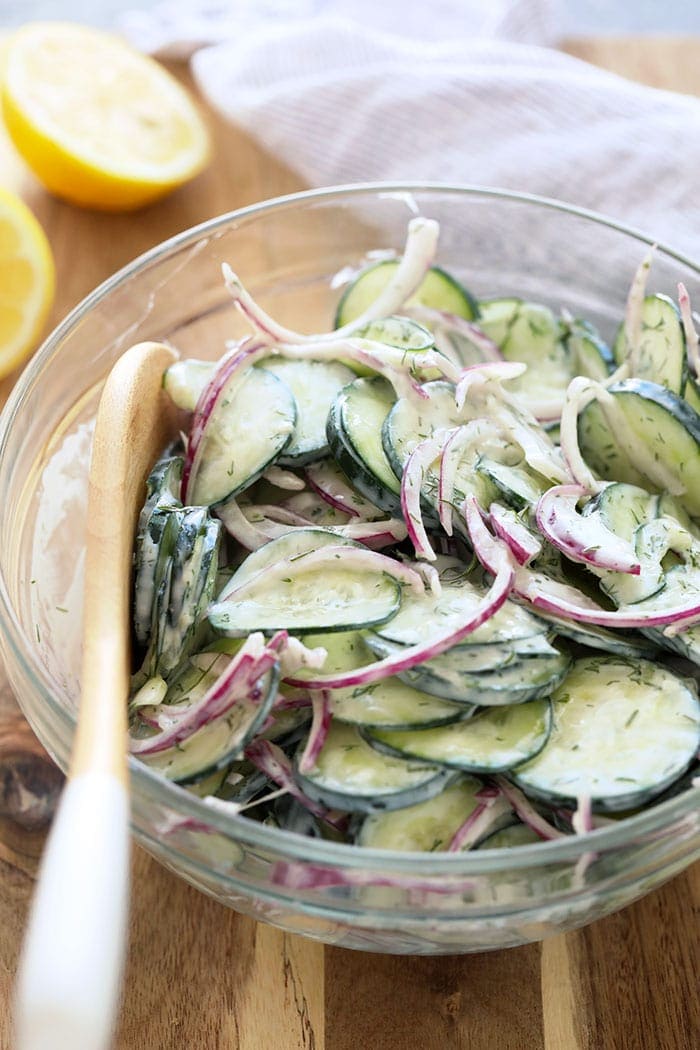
[2,22,211,211]
[0,187,54,379]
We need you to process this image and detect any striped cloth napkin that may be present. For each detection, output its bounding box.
[121,0,700,256]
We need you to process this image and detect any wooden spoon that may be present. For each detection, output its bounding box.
[15,341,178,1050]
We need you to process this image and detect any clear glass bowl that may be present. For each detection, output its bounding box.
[0,184,698,954]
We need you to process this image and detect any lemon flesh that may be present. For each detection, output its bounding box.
[2,22,211,211]
[0,188,54,379]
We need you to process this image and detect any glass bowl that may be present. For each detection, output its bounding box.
[0,184,698,955]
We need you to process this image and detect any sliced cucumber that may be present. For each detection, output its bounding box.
[356,776,489,851]
[218,527,349,599]
[372,556,547,649]
[335,261,478,328]
[190,367,297,506]
[476,822,541,849]
[258,357,355,465]
[348,315,434,352]
[565,320,613,382]
[295,720,455,814]
[584,482,656,542]
[164,358,212,412]
[477,297,521,347]
[209,555,402,636]
[475,456,549,510]
[133,454,183,648]
[326,376,402,514]
[513,656,700,811]
[364,699,552,774]
[613,293,686,394]
[578,379,700,517]
[298,631,468,729]
[531,610,659,659]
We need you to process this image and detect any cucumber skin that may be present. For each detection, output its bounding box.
[334,260,479,328]
[326,381,403,515]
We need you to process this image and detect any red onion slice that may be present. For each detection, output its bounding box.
[489,503,542,566]
[678,282,700,379]
[305,460,378,519]
[401,430,453,561]
[535,484,641,575]
[223,217,439,345]
[297,691,332,774]
[284,550,514,691]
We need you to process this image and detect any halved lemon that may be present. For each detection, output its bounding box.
[1,22,211,211]
[0,187,54,379]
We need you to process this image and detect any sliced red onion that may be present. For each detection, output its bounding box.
[216,499,273,550]
[558,376,605,492]
[276,637,328,676]
[410,559,442,596]
[401,430,453,561]
[489,503,542,566]
[405,304,503,364]
[493,778,565,841]
[678,282,700,379]
[297,691,332,774]
[182,338,269,503]
[437,422,491,536]
[466,493,700,628]
[223,217,439,344]
[448,791,513,852]
[491,403,570,484]
[130,634,275,755]
[571,794,593,836]
[218,543,425,607]
[285,549,514,690]
[455,361,526,412]
[535,484,641,574]
[269,861,477,895]
[244,739,346,831]
[262,466,306,491]
[623,247,654,374]
[305,460,378,519]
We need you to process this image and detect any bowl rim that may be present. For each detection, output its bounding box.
[1,179,698,875]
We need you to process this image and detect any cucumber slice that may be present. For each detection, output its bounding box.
[258,358,355,465]
[565,320,613,382]
[476,822,541,849]
[613,293,686,394]
[218,527,350,599]
[326,377,401,514]
[477,297,521,347]
[584,482,656,542]
[156,510,221,678]
[190,367,297,506]
[138,659,278,784]
[373,556,547,648]
[684,373,700,415]
[480,299,573,414]
[209,557,402,636]
[297,631,469,729]
[513,656,700,811]
[133,454,183,647]
[296,720,455,814]
[531,611,659,659]
[475,456,549,510]
[349,315,434,352]
[364,699,552,774]
[335,261,478,328]
[365,633,570,707]
[578,379,700,516]
[164,358,212,412]
[356,776,489,851]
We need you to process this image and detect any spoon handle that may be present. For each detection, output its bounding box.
[14,771,130,1050]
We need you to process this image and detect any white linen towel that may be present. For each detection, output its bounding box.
[121,1,700,256]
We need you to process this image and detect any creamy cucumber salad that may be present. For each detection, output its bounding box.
[128,217,700,854]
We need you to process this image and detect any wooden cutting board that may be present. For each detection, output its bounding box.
[0,37,698,1050]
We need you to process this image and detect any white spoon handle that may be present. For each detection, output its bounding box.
[15,771,130,1050]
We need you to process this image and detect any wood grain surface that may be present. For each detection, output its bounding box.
[0,36,698,1050]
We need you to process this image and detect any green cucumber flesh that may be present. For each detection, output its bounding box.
[364,699,552,774]
[513,655,700,811]
[335,261,478,328]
